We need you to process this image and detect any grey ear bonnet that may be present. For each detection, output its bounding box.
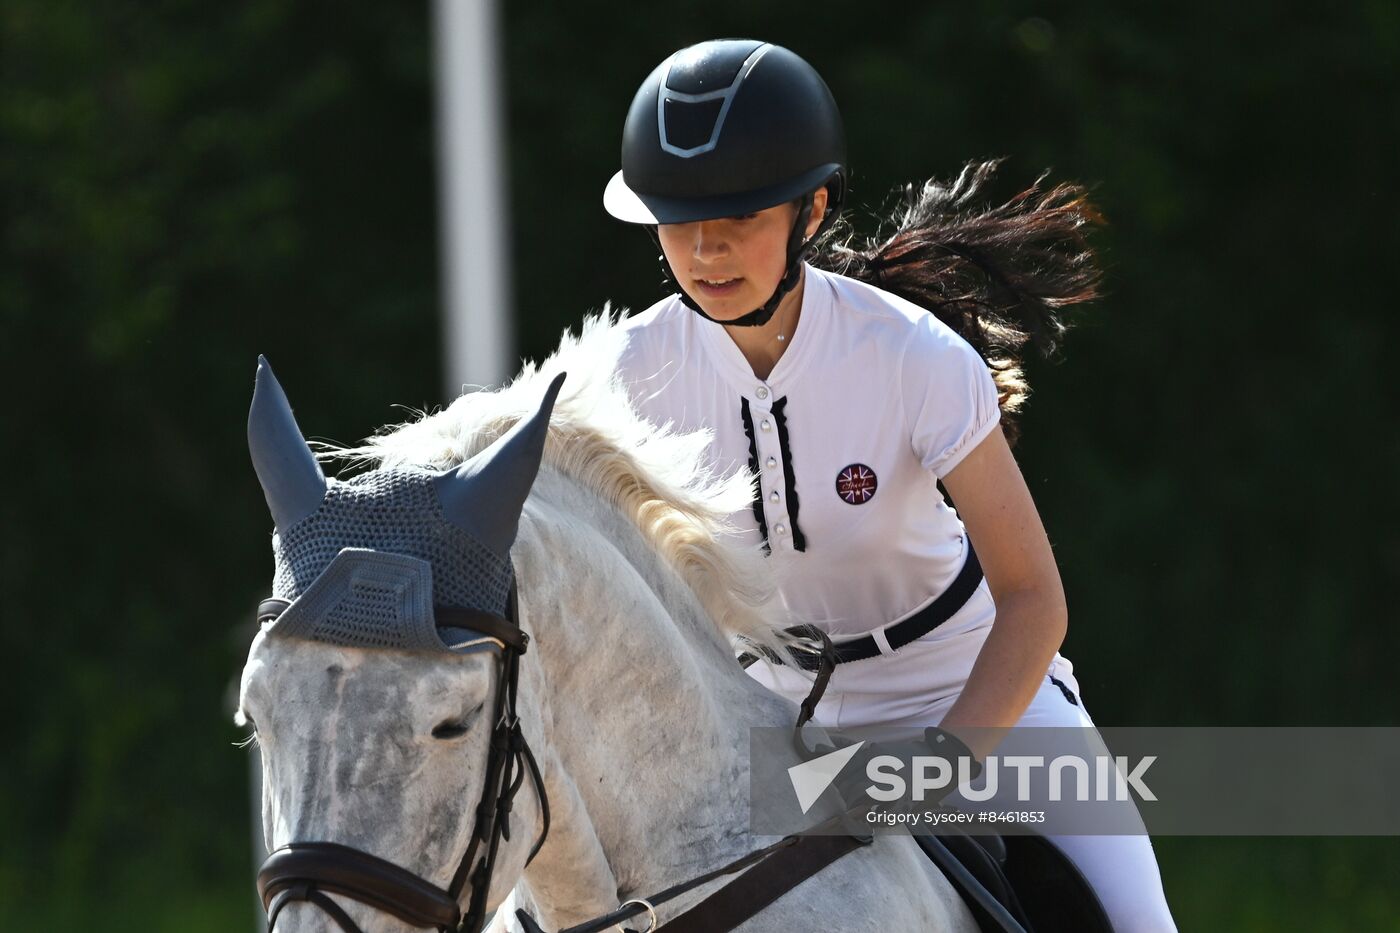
[432,371,566,558]
[270,466,516,638]
[262,548,506,655]
[248,356,328,531]
[248,360,567,653]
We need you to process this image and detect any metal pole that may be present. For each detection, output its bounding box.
[433,4,511,921]
[432,0,514,399]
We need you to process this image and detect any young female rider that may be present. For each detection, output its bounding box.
[603,40,1177,931]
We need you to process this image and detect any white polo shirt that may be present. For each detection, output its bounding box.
[615,263,1002,640]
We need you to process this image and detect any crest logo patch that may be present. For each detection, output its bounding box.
[835,464,878,505]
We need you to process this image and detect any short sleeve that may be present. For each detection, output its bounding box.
[613,325,651,410]
[613,304,685,427]
[900,315,1002,479]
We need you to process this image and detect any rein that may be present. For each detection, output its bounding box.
[254,579,551,933]
[514,812,870,933]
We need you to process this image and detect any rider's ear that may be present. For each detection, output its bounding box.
[432,372,567,558]
[805,188,829,239]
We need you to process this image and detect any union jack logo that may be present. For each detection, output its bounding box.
[836,464,878,505]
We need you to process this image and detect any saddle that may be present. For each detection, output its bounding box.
[917,825,1113,933]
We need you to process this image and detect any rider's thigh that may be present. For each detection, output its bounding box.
[1044,831,1177,933]
[1008,671,1179,933]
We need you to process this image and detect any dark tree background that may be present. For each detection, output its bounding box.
[3,1,1396,929]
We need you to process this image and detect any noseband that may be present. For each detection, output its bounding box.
[253,580,550,933]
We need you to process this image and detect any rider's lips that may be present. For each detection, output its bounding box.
[693,276,745,298]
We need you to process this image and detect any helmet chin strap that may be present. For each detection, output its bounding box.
[650,192,826,329]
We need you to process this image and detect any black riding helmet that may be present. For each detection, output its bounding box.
[604,39,847,327]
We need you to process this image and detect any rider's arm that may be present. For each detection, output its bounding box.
[935,423,1069,760]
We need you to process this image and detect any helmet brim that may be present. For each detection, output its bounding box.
[604,164,843,225]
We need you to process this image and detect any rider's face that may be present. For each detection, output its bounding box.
[657,188,827,320]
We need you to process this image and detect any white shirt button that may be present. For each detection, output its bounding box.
[774,523,788,535]
[761,419,772,432]
[765,456,777,469]
[756,387,769,400]
[769,490,780,503]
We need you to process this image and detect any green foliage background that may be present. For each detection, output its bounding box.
[3,2,1396,929]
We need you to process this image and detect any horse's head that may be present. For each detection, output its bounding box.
[238,358,561,932]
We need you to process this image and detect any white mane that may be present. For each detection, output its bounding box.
[336,311,791,654]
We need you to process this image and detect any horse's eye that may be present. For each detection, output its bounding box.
[431,720,470,740]
[431,701,483,741]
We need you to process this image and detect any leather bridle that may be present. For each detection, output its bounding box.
[253,579,551,933]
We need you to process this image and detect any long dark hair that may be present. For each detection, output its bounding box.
[812,158,1105,447]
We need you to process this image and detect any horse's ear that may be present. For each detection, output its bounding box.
[433,372,566,557]
[248,356,328,531]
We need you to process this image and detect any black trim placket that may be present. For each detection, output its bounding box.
[738,398,771,554]
[769,397,807,551]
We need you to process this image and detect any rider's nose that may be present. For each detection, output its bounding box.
[693,221,729,262]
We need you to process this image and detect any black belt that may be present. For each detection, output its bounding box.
[790,542,984,671]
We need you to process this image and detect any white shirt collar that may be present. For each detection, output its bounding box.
[693,263,832,396]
